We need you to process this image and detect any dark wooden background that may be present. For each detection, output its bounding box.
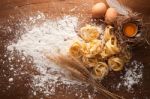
[0,0,150,99]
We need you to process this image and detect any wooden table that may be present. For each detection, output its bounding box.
[0,0,150,99]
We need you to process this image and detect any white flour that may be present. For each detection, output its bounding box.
[7,12,88,97]
[117,60,144,92]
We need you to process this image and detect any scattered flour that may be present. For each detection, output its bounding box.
[117,60,144,92]
[7,12,88,97]
[8,78,14,82]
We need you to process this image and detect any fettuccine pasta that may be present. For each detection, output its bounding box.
[82,57,98,68]
[80,25,100,42]
[104,25,113,41]
[68,24,131,79]
[69,41,82,58]
[92,62,109,79]
[101,36,120,58]
[108,57,124,71]
[85,39,103,58]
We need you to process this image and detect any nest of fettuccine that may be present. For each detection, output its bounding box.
[69,24,131,79]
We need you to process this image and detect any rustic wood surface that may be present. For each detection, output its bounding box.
[0,0,150,99]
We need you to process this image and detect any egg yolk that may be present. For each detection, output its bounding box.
[123,23,137,37]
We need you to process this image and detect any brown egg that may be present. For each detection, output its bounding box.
[105,8,118,24]
[92,3,107,18]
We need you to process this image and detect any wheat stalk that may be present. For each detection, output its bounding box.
[46,54,125,99]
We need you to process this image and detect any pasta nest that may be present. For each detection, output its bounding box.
[79,25,100,42]
[108,57,124,71]
[101,36,120,58]
[84,39,103,58]
[92,62,109,79]
[69,41,82,58]
[82,57,98,68]
[69,25,131,79]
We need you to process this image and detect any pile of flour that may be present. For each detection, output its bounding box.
[7,12,86,97]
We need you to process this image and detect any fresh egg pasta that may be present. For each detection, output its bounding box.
[80,25,100,42]
[68,24,131,79]
[69,41,82,58]
[121,47,132,63]
[101,36,120,58]
[82,57,98,68]
[105,36,120,54]
[92,62,109,79]
[85,39,103,58]
[108,57,124,71]
[104,25,113,41]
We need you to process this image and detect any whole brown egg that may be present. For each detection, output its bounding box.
[92,3,107,18]
[105,8,118,24]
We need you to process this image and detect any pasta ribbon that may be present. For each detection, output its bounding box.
[108,57,124,71]
[80,41,88,55]
[104,25,113,42]
[100,49,110,58]
[69,41,82,58]
[105,36,120,54]
[85,39,103,58]
[121,47,132,63]
[92,62,109,79]
[101,36,120,58]
[80,25,100,42]
[82,57,98,68]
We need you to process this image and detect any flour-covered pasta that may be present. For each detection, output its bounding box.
[92,62,109,79]
[108,57,124,71]
[80,25,100,42]
[69,41,82,58]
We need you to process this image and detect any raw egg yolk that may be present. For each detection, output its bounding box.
[123,23,137,37]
